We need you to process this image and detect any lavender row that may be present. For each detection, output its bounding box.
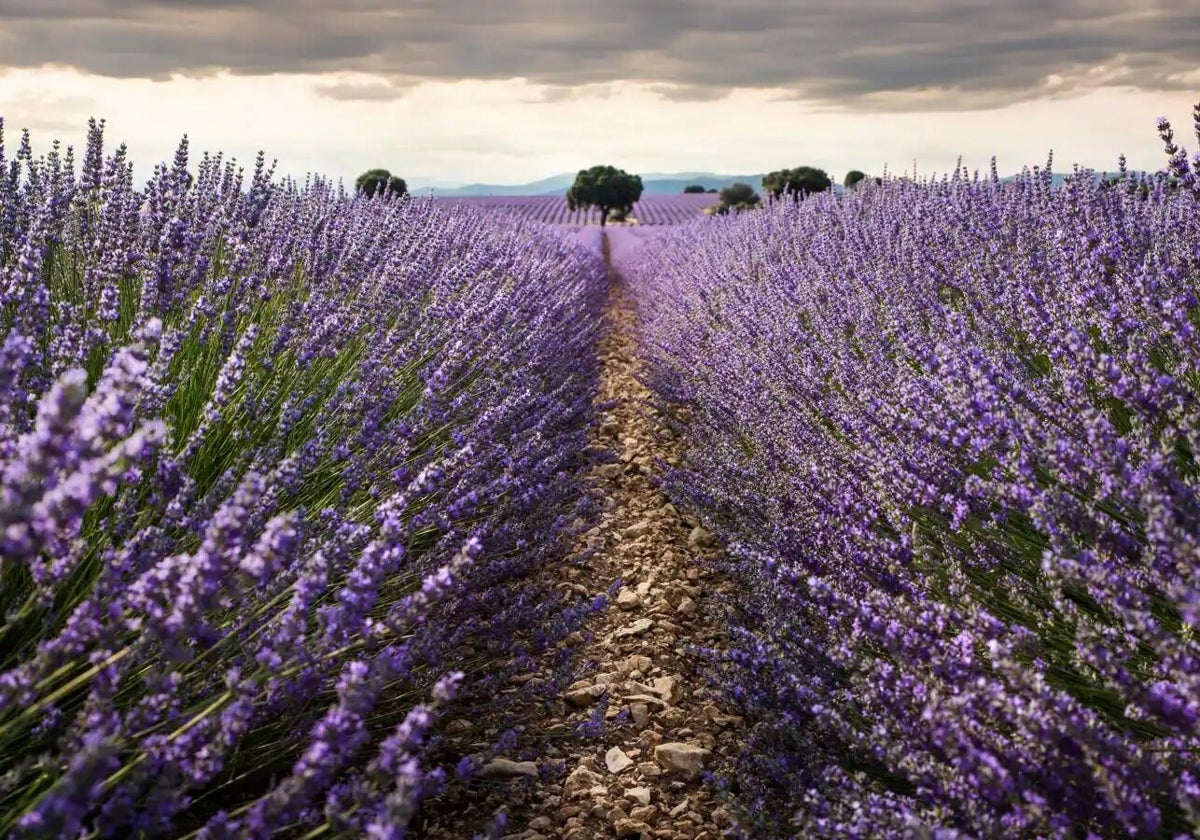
[0,119,606,837]
[432,193,718,226]
[624,110,1200,837]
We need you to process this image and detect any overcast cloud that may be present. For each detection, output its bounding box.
[0,2,1197,186]
[1,1,1198,109]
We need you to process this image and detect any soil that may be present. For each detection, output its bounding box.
[419,236,741,840]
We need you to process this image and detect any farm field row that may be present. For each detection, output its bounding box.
[622,150,1200,837]
[431,192,719,225]
[0,123,607,837]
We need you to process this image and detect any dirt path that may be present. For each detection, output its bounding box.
[423,235,741,840]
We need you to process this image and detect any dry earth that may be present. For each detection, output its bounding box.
[419,239,742,839]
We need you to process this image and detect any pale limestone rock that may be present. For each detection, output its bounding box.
[564,765,602,799]
[564,683,607,707]
[625,786,652,806]
[654,742,711,779]
[616,588,641,610]
[605,746,634,774]
[613,618,654,639]
[630,702,651,728]
[614,819,653,838]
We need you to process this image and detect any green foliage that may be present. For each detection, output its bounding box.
[714,182,761,215]
[844,169,867,188]
[762,166,833,201]
[683,184,707,193]
[355,168,408,199]
[706,188,718,193]
[566,165,643,226]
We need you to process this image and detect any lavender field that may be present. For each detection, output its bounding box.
[0,120,607,837]
[623,119,1200,836]
[2,104,1200,840]
[430,193,718,226]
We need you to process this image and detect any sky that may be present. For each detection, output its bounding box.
[0,1,1198,188]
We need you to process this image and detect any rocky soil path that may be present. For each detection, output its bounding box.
[422,237,741,840]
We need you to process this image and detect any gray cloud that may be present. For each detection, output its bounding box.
[313,80,411,102]
[0,92,96,132]
[0,1,1197,109]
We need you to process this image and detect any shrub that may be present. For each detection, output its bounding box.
[355,168,407,198]
[714,182,760,214]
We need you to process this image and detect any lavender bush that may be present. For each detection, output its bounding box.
[626,108,1200,837]
[0,119,605,837]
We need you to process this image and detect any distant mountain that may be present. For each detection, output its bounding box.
[410,173,576,197]
[412,172,767,197]
[640,171,733,180]
[407,178,469,190]
[998,170,1156,189]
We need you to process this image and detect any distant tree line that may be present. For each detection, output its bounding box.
[702,166,878,215]
[352,163,880,225]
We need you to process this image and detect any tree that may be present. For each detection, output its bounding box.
[844,170,867,189]
[683,184,707,193]
[355,168,408,199]
[713,182,760,214]
[566,165,643,226]
[706,188,718,193]
[762,166,832,201]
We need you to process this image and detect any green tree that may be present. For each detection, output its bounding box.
[844,169,867,189]
[355,168,408,199]
[762,166,832,201]
[713,182,760,214]
[683,184,707,193]
[566,165,643,226]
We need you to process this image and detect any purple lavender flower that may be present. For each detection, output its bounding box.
[627,104,1200,837]
[0,118,604,837]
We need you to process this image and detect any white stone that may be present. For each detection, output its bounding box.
[613,618,654,639]
[625,786,652,806]
[629,702,651,728]
[650,675,682,703]
[564,683,608,707]
[605,746,634,774]
[564,765,602,798]
[616,588,641,610]
[654,742,711,779]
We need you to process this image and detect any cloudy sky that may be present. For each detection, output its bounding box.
[1,0,1198,187]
